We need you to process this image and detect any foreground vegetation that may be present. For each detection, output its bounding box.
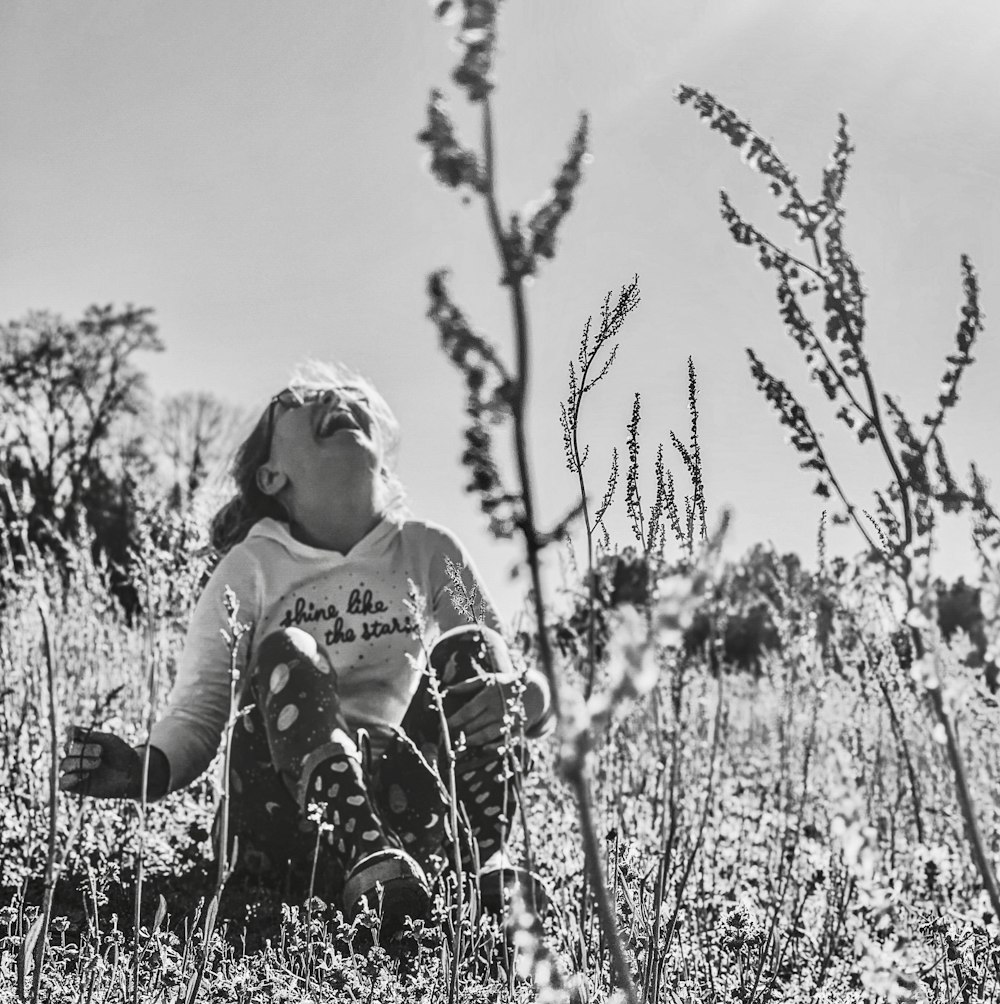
[4,4,999,1002]
[2,512,1000,1003]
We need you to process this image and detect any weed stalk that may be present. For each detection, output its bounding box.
[27,604,60,1004]
[181,589,245,1004]
[132,563,159,1004]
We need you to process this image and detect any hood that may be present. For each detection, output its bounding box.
[246,515,398,561]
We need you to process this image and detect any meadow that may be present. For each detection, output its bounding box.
[4,4,1000,1002]
[2,481,1000,1004]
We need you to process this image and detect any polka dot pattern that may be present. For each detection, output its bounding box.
[276,704,299,731]
[269,663,290,694]
[387,784,407,813]
[389,624,522,873]
[223,625,523,889]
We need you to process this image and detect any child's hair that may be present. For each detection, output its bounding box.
[209,360,408,554]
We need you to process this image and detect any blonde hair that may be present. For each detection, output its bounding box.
[209,360,408,554]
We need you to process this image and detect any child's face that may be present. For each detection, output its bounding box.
[260,386,383,508]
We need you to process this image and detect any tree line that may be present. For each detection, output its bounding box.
[0,304,244,608]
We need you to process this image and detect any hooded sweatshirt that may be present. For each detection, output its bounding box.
[149,515,500,792]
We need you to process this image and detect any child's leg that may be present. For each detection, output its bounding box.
[394,625,522,866]
[369,727,451,873]
[246,628,395,869]
[224,695,315,878]
[453,746,520,864]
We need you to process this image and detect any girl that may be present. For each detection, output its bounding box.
[60,361,552,927]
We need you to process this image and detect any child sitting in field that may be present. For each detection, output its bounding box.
[60,361,552,927]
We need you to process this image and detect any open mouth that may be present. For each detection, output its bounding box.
[315,406,361,439]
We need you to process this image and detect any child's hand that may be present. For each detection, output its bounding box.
[445,673,521,746]
[59,725,142,799]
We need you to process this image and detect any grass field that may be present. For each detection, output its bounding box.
[2,14,998,999]
[2,515,999,1004]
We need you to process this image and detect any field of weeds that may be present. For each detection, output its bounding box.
[2,517,1000,1003]
[4,4,1000,1003]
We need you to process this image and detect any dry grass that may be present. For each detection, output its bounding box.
[2,510,1000,1003]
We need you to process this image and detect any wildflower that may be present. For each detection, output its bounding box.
[676,86,799,196]
[304,895,326,915]
[909,656,939,692]
[352,895,380,934]
[501,213,534,284]
[525,113,589,264]
[720,899,763,954]
[450,0,501,102]
[416,89,486,193]
[402,915,443,949]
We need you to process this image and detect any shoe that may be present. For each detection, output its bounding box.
[477,850,549,918]
[343,848,431,933]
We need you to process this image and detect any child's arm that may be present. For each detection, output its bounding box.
[60,548,259,800]
[445,661,553,743]
[59,728,170,799]
[147,549,259,793]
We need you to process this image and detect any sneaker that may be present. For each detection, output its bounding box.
[342,848,431,935]
[477,850,549,918]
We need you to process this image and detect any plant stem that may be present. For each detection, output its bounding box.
[806,236,914,563]
[133,564,158,1004]
[926,669,1000,922]
[479,94,638,1004]
[656,674,724,1000]
[435,676,465,1004]
[872,660,924,844]
[184,614,242,1004]
[32,604,59,1004]
[569,344,599,701]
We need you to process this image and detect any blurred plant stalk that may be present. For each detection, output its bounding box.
[418,3,639,998]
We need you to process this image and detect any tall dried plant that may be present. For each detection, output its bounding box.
[418,5,727,999]
[676,83,1000,935]
[417,2,639,997]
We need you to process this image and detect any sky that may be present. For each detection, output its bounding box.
[3,1,999,623]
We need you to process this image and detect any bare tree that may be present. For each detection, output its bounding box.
[155,391,245,506]
[0,304,162,542]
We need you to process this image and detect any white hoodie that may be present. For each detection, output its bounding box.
[149,515,500,791]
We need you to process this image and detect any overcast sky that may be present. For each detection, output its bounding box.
[3,1,999,622]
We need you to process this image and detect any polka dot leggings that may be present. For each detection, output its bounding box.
[395,625,521,871]
[220,625,520,889]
